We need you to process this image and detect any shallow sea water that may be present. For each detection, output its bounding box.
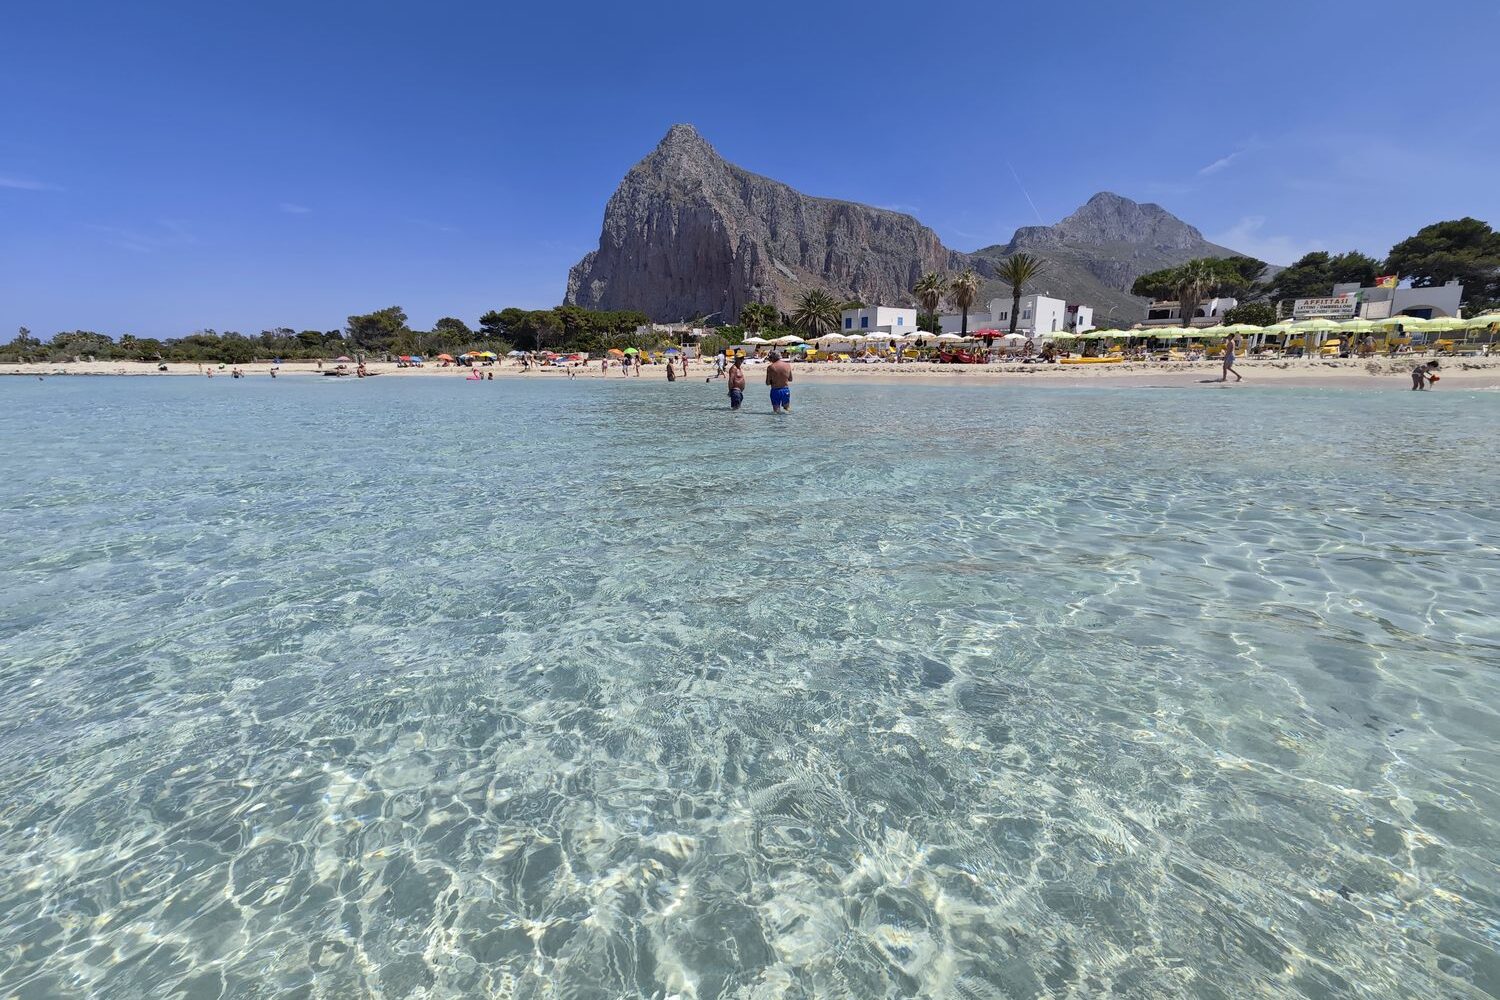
[1,374,1498,999]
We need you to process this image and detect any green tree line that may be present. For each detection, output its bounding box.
[0,305,653,364]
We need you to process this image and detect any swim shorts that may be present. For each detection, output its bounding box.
[770,387,791,408]
[729,389,744,409]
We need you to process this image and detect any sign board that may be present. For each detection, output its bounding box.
[1292,296,1356,320]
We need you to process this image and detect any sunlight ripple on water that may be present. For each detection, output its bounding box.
[0,375,1497,998]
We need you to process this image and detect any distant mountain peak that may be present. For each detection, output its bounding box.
[1033,191,1206,249]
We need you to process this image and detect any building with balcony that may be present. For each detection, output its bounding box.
[1140,297,1239,328]
[939,296,1094,335]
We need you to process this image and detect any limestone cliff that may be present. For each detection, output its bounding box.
[565,125,966,321]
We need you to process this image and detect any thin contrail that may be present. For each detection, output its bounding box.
[1007,162,1045,224]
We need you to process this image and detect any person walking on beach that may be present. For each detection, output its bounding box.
[726,356,745,410]
[1219,333,1243,383]
[715,350,726,377]
[766,351,793,413]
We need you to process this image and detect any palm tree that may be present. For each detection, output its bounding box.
[1173,260,1216,332]
[739,302,777,333]
[791,289,841,338]
[996,253,1047,335]
[913,272,945,331]
[949,270,982,337]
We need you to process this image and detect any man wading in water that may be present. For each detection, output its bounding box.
[766,351,793,413]
[726,356,745,410]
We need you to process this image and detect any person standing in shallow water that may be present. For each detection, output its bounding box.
[766,351,793,413]
[726,356,745,410]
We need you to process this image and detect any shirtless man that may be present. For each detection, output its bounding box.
[766,351,794,413]
[726,355,746,410]
[1219,332,1243,382]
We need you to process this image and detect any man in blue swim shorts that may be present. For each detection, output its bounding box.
[766,351,794,413]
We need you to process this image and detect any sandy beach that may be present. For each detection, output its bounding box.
[6,356,1499,390]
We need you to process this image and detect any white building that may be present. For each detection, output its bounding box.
[1140,297,1239,328]
[840,305,917,335]
[1310,279,1464,320]
[940,296,1094,335]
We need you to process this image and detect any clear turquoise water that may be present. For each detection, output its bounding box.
[1,375,1498,999]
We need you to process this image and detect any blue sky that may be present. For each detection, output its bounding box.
[3,0,1497,337]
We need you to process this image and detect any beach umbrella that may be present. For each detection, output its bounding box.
[1000,332,1027,343]
[606,348,624,356]
[844,333,866,343]
[936,333,964,342]
[1462,312,1500,327]
[1043,331,1077,340]
[1338,319,1376,333]
[1423,316,1468,332]
[436,353,455,361]
[775,335,806,345]
[410,356,423,362]
[1288,318,1343,332]
[1220,323,1262,334]
[623,347,639,354]
[744,336,770,345]
[335,355,352,361]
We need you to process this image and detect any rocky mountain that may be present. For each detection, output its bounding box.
[566,124,966,322]
[969,193,1242,328]
[566,125,1247,327]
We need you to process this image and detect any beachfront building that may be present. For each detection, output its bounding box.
[939,296,1095,335]
[840,305,917,335]
[1292,279,1464,320]
[1139,296,1239,328]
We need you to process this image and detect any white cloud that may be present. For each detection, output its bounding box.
[278,202,311,214]
[1198,151,1242,176]
[0,174,59,191]
[1208,216,1320,266]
